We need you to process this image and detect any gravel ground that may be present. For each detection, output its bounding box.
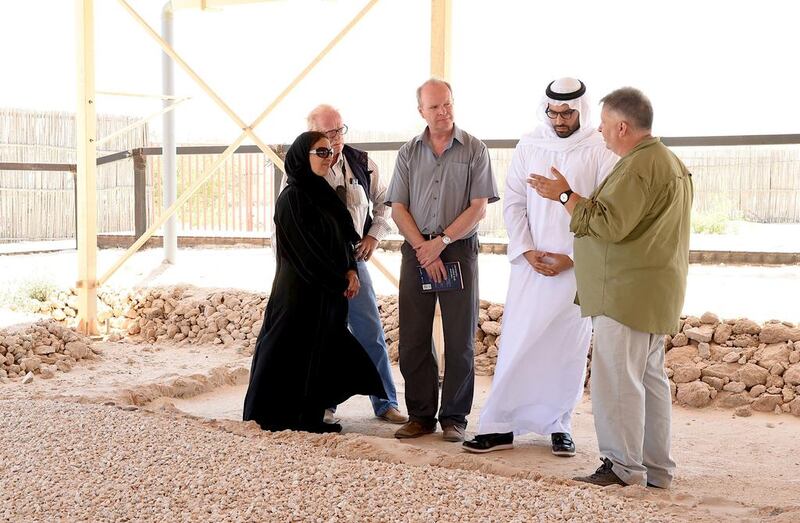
[0,399,694,523]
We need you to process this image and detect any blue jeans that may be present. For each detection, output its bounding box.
[331,261,399,416]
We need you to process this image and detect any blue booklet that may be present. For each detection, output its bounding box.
[418,261,464,292]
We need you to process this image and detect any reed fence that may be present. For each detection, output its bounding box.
[2,109,799,242]
[0,108,146,241]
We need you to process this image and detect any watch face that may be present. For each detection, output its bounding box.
[559,192,569,203]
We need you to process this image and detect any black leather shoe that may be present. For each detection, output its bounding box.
[551,432,576,457]
[462,432,514,453]
[573,458,628,486]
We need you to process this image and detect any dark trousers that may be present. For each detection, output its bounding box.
[398,234,478,428]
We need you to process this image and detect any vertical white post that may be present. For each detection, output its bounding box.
[162,2,178,263]
[430,0,452,80]
[431,0,452,378]
[75,0,98,335]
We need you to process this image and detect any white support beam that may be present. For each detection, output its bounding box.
[117,0,380,175]
[100,0,381,286]
[171,0,268,10]
[431,0,452,376]
[430,0,452,79]
[99,134,248,286]
[94,96,189,147]
[117,0,286,171]
[75,0,99,335]
[162,2,178,264]
[97,90,185,100]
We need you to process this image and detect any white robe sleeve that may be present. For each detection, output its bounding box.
[596,149,620,188]
[503,145,535,264]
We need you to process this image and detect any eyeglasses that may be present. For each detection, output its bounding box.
[309,147,334,159]
[545,108,577,120]
[323,125,348,139]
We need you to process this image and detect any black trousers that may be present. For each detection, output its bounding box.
[398,234,479,428]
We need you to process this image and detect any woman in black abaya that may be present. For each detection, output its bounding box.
[243,131,386,433]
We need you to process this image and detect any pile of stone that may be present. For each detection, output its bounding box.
[34,288,133,331]
[122,287,268,352]
[27,286,800,417]
[0,320,95,383]
[665,312,800,416]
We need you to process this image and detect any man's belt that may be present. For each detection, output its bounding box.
[421,233,443,241]
[420,233,476,242]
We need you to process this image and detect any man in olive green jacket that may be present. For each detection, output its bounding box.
[530,87,693,489]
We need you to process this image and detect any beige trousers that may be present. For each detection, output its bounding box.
[590,315,676,488]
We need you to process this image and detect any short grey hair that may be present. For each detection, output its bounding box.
[600,87,653,131]
[306,104,340,131]
[416,78,453,107]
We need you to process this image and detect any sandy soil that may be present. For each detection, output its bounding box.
[2,247,799,520]
[3,337,799,521]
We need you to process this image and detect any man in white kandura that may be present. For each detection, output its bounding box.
[463,77,618,456]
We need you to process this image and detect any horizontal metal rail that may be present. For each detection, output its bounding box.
[4,133,799,174]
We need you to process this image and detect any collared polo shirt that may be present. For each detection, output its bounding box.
[386,125,499,236]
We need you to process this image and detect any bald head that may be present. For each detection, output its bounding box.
[307,104,345,158]
[416,78,453,107]
[307,104,341,132]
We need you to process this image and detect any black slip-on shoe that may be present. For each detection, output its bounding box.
[551,432,576,457]
[462,432,514,453]
[573,458,628,487]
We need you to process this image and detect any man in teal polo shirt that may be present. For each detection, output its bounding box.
[530,87,693,488]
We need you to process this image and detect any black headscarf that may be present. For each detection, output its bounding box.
[284,131,360,243]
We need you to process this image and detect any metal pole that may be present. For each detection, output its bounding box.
[72,170,78,251]
[162,2,178,263]
[133,149,147,239]
[75,0,99,335]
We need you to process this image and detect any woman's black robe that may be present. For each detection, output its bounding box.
[243,132,386,431]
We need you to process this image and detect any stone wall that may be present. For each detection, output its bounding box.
[15,286,800,417]
[665,313,800,417]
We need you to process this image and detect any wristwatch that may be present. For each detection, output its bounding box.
[441,234,452,245]
[559,189,574,205]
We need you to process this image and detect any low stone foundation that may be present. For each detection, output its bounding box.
[665,313,800,417]
[9,286,800,417]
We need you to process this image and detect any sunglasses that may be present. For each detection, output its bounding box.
[309,147,334,159]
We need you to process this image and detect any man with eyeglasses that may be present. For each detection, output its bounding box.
[305,104,408,426]
[386,78,499,442]
[530,87,693,489]
[463,78,617,457]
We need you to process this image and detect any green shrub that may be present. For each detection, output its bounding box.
[0,278,59,312]
[692,210,729,234]
[21,279,58,302]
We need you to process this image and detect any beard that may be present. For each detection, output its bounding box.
[555,121,581,138]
